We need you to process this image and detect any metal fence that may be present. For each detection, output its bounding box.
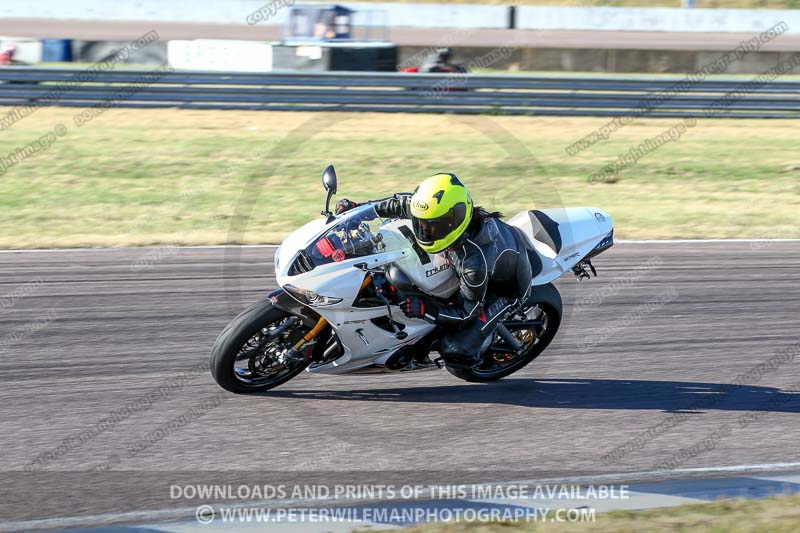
[1,67,799,118]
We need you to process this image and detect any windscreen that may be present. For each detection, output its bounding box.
[300,206,387,269]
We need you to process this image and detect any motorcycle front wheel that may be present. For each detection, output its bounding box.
[447,282,562,383]
[210,296,314,393]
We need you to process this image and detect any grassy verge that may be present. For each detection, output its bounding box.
[0,107,797,248]
[401,494,800,533]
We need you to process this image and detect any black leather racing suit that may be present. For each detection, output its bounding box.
[372,193,533,367]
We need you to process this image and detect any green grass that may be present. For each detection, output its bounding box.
[0,107,797,248]
[399,493,800,533]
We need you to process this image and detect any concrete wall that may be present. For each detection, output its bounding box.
[0,37,41,63]
[1,0,262,25]
[0,0,509,29]
[346,3,509,29]
[73,40,168,65]
[516,7,800,34]
[7,34,799,74]
[399,46,800,74]
[2,1,799,33]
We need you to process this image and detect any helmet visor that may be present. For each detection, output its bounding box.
[412,202,467,247]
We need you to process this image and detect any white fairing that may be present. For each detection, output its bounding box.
[273,204,613,375]
[508,207,614,286]
[274,205,443,374]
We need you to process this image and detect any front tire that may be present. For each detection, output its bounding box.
[210,297,312,393]
[447,283,562,383]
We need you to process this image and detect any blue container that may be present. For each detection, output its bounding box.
[41,39,73,62]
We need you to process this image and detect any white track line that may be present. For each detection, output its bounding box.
[4,462,800,531]
[0,244,281,253]
[511,462,800,485]
[0,239,799,253]
[617,239,800,244]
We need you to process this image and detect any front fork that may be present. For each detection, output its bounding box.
[279,316,329,364]
[292,317,329,351]
[267,287,331,363]
[273,274,377,363]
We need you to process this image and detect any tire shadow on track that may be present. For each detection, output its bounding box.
[260,378,800,414]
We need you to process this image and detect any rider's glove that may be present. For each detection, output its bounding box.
[335,199,358,215]
[401,296,438,323]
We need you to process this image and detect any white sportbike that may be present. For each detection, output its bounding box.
[211,166,614,393]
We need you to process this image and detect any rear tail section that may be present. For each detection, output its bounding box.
[508,207,613,285]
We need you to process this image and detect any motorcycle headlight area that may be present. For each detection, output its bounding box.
[284,284,343,307]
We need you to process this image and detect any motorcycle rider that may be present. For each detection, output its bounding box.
[0,44,18,66]
[419,47,465,73]
[336,173,532,369]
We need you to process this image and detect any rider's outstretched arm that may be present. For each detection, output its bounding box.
[336,193,413,218]
[372,193,413,219]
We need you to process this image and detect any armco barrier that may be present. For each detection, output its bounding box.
[1,67,799,118]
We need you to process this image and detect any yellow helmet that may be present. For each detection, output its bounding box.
[410,173,473,253]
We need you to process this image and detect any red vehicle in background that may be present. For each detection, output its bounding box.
[401,47,469,93]
[401,47,468,74]
[0,44,17,66]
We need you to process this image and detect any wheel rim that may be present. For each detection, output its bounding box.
[473,303,551,376]
[233,317,309,386]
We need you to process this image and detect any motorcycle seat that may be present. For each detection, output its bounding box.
[527,210,562,254]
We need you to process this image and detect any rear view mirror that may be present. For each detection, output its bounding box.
[322,165,337,194]
[321,165,337,222]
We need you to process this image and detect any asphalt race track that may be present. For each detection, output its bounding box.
[1,241,799,527]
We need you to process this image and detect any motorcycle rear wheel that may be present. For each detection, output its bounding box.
[447,283,562,383]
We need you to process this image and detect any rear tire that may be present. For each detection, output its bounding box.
[210,297,312,393]
[447,283,562,383]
